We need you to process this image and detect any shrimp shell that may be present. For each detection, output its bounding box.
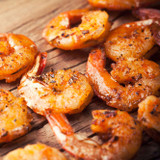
[18,52,93,115]
[0,89,32,143]
[0,33,38,83]
[86,48,160,111]
[43,9,111,50]
[88,0,160,10]
[105,20,155,62]
[3,143,66,160]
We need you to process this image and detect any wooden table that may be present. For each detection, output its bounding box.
[0,0,160,159]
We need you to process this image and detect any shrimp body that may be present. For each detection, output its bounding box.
[88,0,160,10]
[0,89,32,143]
[18,54,93,115]
[105,20,155,62]
[43,9,111,50]
[0,33,38,83]
[46,110,142,160]
[111,58,160,85]
[3,143,66,160]
[19,70,93,115]
[138,96,160,142]
[86,48,160,111]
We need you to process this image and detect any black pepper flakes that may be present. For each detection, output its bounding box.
[64,34,69,38]
[150,105,159,115]
[50,73,55,78]
[50,25,54,28]
[145,37,149,40]
[1,131,8,137]
[68,78,73,85]
[50,80,56,83]
[104,110,117,118]
[82,30,89,35]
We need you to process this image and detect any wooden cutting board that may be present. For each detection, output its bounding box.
[0,0,160,159]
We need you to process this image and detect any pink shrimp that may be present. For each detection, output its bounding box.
[0,33,38,83]
[46,109,142,160]
[86,47,160,111]
[42,9,111,50]
[88,0,160,10]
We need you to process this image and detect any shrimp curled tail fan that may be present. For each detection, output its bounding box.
[20,52,47,83]
[46,110,142,160]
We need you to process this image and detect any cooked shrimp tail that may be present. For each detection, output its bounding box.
[20,52,47,83]
[46,111,74,135]
[46,110,142,160]
[36,52,47,75]
[27,52,47,77]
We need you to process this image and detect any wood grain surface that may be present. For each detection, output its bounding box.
[0,0,160,159]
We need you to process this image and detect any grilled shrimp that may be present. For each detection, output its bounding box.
[46,109,142,160]
[43,9,111,50]
[0,33,38,83]
[138,95,160,142]
[111,58,160,85]
[86,48,160,111]
[105,20,155,62]
[88,0,160,10]
[3,143,67,160]
[0,89,32,143]
[18,52,93,115]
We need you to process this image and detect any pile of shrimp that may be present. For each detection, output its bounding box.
[1,0,160,160]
